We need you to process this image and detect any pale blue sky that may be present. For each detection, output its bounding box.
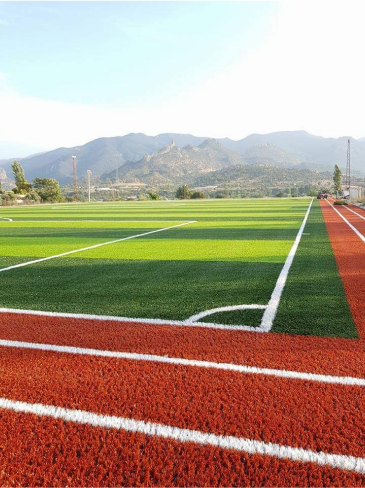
[0,1,364,158]
[0,2,275,107]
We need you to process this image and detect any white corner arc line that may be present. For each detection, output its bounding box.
[325,200,365,243]
[0,217,13,221]
[260,198,313,331]
[1,338,364,386]
[0,220,196,274]
[187,304,267,323]
[0,397,364,474]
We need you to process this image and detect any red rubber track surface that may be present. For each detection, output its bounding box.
[320,200,365,340]
[2,410,364,488]
[0,347,364,458]
[0,313,363,377]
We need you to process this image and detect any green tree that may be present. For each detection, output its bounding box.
[333,165,342,192]
[0,181,2,194]
[191,191,206,199]
[24,190,41,204]
[32,178,62,202]
[11,161,32,194]
[175,185,191,199]
[147,191,160,200]
[1,191,17,206]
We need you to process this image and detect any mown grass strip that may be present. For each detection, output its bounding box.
[273,200,358,338]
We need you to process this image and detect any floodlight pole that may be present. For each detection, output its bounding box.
[346,139,351,201]
[87,170,92,203]
[72,156,78,201]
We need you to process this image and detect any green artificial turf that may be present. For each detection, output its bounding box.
[0,198,357,336]
[273,200,358,338]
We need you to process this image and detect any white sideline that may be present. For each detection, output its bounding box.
[0,307,262,332]
[0,397,364,474]
[260,198,313,331]
[1,338,364,386]
[325,200,365,243]
[2,220,191,223]
[0,220,196,274]
[187,199,314,329]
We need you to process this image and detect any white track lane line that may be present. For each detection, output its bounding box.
[325,200,365,243]
[0,397,364,473]
[342,205,365,221]
[0,338,364,386]
[0,220,196,274]
[260,198,314,331]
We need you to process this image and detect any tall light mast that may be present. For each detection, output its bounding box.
[72,156,78,201]
[345,139,351,200]
[86,170,92,203]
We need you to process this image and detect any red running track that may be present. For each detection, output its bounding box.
[320,200,365,340]
[0,347,364,458]
[2,410,365,487]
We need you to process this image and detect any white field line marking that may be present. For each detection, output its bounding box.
[260,198,314,332]
[189,199,313,329]
[0,307,262,332]
[343,205,365,221]
[4,220,191,223]
[0,397,364,473]
[1,338,365,386]
[325,200,365,243]
[0,221,196,274]
[0,218,13,221]
[188,304,267,323]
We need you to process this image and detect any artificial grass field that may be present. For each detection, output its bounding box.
[0,198,357,337]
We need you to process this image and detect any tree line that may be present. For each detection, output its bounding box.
[0,161,62,205]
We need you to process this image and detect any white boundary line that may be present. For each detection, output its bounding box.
[259,198,313,331]
[325,200,365,243]
[0,221,196,274]
[0,397,364,473]
[0,217,12,221]
[187,199,314,329]
[0,307,262,332]
[1,338,364,386]
[0,220,192,223]
[0,200,313,333]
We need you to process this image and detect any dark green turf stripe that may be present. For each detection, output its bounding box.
[272,200,358,338]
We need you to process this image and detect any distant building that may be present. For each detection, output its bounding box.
[342,185,365,200]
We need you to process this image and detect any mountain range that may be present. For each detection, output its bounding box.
[0,131,364,187]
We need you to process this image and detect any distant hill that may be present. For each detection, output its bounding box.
[103,139,247,186]
[1,130,364,184]
[193,164,332,190]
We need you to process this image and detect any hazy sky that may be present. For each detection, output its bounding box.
[0,1,364,158]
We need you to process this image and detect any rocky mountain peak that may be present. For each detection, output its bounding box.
[158,141,176,155]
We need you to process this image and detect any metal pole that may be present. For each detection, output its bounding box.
[87,170,92,203]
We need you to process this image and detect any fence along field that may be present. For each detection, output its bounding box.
[0,197,365,486]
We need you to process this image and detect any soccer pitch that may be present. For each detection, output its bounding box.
[0,198,357,337]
